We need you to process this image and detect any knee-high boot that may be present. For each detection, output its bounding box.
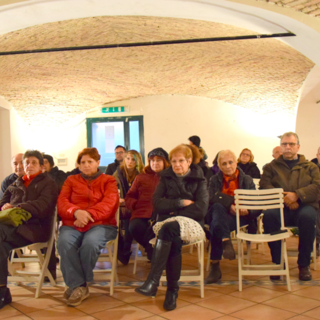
[163,254,181,311]
[135,239,172,297]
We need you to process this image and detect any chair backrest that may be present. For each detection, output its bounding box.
[234,188,284,234]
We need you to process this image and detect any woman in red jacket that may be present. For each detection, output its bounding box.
[125,148,170,260]
[57,148,119,307]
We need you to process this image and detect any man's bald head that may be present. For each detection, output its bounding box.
[272,146,282,159]
[12,153,25,176]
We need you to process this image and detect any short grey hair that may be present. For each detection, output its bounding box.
[280,132,300,145]
[217,150,237,168]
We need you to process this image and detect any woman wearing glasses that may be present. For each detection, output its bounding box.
[135,144,208,311]
[237,148,260,179]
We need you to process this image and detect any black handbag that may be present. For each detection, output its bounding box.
[213,192,234,210]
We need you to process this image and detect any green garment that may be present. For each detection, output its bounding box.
[0,207,32,227]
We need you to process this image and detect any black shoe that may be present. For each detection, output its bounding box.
[135,239,172,297]
[222,240,236,260]
[44,270,57,283]
[205,262,222,284]
[118,251,132,265]
[0,287,12,310]
[163,289,178,311]
[299,266,312,281]
[270,275,281,281]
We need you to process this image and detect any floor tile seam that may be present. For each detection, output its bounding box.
[290,292,320,302]
[259,299,316,313]
[300,304,320,317]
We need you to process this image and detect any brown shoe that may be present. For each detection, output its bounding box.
[67,285,90,306]
[299,266,312,281]
[222,240,236,260]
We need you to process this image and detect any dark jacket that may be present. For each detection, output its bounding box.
[125,168,160,220]
[198,159,209,183]
[48,166,67,192]
[237,162,261,179]
[66,168,81,177]
[311,158,320,168]
[0,172,58,243]
[208,167,259,220]
[260,154,320,209]
[153,164,209,227]
[105,159,121,176]
[0,173,18,198]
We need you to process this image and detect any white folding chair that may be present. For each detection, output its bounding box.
[93,207,120,296]
[8,209,57,298]
[150,238,205,298]
[234,188,291,292]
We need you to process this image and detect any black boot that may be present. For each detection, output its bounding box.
[0,287,12,310]
[205,261,222,284]
[135,239,172,297]
[163,254,181,311]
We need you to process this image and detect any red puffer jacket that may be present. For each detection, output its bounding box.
[125,168,160,220]
[58,173,119,232]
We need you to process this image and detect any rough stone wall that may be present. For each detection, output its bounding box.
[258,0,320,17]
[0,16,314,126]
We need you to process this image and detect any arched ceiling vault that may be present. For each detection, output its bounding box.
[0,15,314,126]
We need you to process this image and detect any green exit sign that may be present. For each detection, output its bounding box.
[101,106,126,113]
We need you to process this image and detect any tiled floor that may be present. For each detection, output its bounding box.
[2,237,320,320]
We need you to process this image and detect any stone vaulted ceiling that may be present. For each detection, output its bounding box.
[0,16,314,126]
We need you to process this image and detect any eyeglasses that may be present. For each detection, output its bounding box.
[115,151,125,155]
[241,153,251,157]
[171,159,187,165]
[281,143,297,147]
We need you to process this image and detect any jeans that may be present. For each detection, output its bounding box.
[263,205,317,267]
[208,203,249,260]
[57,225,117,289]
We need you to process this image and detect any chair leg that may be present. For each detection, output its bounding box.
[238,239,243,292]
[199,241,204,298]
[313,238,317,271]
[133,243,139,275]
[206,242,211,272]
[282,239,291,292]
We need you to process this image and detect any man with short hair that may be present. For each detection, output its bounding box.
[0,153,25,198]
[260,132,320,281]
[0,150,58,309]
[43,154,67,192]
[272,146,282,159]
[105,145,126,175]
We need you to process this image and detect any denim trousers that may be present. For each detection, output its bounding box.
[263,205,317,267]
[57,225,117,289]
[208,203,249,260]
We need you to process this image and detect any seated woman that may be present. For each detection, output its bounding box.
[125,148,170,260]
[57,148,119,307]
[113,149,144,265]
[237,148,261,179]
[0,150,58,309]
[205,150,259,284]
[135,144,208,311]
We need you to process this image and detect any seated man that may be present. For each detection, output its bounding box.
[0,153,25,198]
[43,154,67,192]
[105,145,126,175]
[260,132,320,281]
[205,150,259,284]
[0,150,58,309]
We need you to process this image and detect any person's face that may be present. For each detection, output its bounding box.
[316,148,320,163]
[12,154,25,176]
[115,148,126,162]
[272,146,282,159]
[239,150,251,164]
[125,153,136,170]
[43,159,53,173]
[23,156,41,177]
[150,156,165,173]
[219,154,237,176]
[280,135,300,160]
[79,155,100,176]
[171,153,192,176]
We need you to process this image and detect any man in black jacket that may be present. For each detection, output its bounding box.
[0,150,58,309]
[105,145,126,175]
[43,154,67,192]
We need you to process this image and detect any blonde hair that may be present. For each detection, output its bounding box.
[218,150,237,169]
[237,148,254,163]
[120,150,144,182]
[169,144,201,164]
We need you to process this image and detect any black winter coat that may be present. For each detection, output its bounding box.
[237,162,261,179]
[48,166,67,192]
[105,159,121,176]
[0,172,58,243]
[208,168,260,220]
[153,164,209,227]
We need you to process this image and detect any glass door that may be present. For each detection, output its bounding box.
[86,116,144,172]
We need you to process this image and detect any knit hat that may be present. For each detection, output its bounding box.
[43,154,54,167]
[188,135,201,148]
[148,148,169,162]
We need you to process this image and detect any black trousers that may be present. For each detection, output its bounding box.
[129,218,150,248]
[157,221,182,258]
[0,225,32,285]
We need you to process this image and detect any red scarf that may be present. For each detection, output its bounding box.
[221,169,239,197]
[22,171,42,188]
